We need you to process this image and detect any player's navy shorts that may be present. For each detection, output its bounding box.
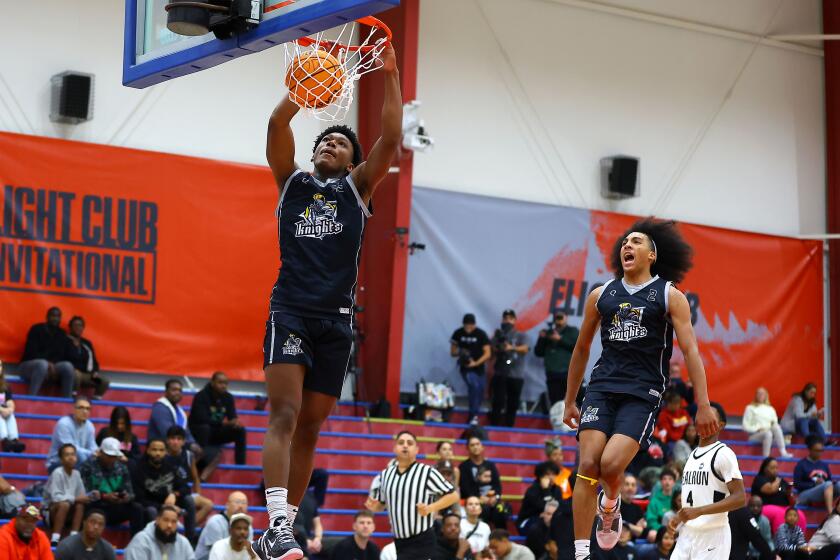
[576,390,661,450]
[263,310,353,399]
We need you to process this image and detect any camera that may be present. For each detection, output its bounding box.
[457,348,472,369]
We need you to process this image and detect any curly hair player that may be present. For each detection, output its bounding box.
[252,43,402,560]
[562,218,719,560]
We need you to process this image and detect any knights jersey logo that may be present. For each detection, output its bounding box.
[282,334,303,356]
[295,194,343,239]
[608,302,648,342]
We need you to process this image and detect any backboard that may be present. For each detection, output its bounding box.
[123,0,399,88]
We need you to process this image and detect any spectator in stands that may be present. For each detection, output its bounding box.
[209,512,253,560]
[0,361,24,453]
[487,528,535,560]
[744,387,791,458]
[538,538,559,560]
[459,437,501,500]
[644,467,677,541]
[47,397,97,472]
[476,465,510,529]
[524,499,557,558]
[794,435,840,514]
[660,492,681,530]
[437,511,474,559]
[435,460,462,517]
[670,424,698,468]
[293,489,323,557]
[54,508,116,560]
[95,405,142,464]
[451,313,492,424]
[781,382,826,441]
[774,507,810,559]
[619,473,647,539]
[124,505,195,560]
[489,309,530,427]
[165,425,214,524]
[747,495,774,559]
[654,391,691,451]
[751,456,806,533]
[80,437,144,535]
[195,491,251,560]
[461,496,491,556]
[636,526,675,560]
[44,443,87,545]
[518,462,562,535]
[666,362,694,413]
[0,504,53,559]
[330,510,380,560]
[148,379,199,452]
[808,497,840,559]
[65,316,110,399]
[0,472,25,519]
[534,311,579,407]
[729,506,775,560]
[437,441,461,486]
[188,371,246,476]
[131,438,196,542]
[18,307,76,397]
[544,442,573,503]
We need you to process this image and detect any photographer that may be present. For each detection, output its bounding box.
[451,314,492,424]
[534,311,579,407]
[489,309,530,427]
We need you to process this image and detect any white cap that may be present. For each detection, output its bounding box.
[99,437,124,457]
[230,513,253,527]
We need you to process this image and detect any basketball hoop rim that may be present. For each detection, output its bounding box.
[295,16,392,53]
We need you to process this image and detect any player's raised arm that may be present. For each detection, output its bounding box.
[563,286,602,429]
[266,96,301,191]
[669,285,718,438]
[351,43,402,202]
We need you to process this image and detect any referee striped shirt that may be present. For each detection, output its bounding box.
[373,461,455,540]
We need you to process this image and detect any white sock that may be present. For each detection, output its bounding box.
[287,505,299,526]
[51,533,60,542]
[600,493,618,511]
[265,487,288,528]
[70,531,78,536]
[574,539,590,559]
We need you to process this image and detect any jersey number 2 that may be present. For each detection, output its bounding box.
[685,491,693,507]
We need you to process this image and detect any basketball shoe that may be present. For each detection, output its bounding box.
[595,491,622,550]
[251,517,303,560]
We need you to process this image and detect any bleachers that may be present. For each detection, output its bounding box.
[1,377,836,555]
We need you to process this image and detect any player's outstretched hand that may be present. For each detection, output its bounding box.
[378,42,396,72]
[694,403,719,438]
[563,402,580,430]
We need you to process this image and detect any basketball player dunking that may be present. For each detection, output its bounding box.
[252,44,401,560]
[563,219,719,560]
[669,402,745,560]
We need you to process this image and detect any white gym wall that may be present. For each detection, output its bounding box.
[0,0,826,237]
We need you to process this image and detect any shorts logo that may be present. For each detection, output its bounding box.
[608,302,647,342]
[282,334,303,356]
[295,194,343,239]
[580,406,599,424]
[649,388,660,398]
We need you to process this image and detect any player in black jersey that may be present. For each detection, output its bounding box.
[252,44,402,560]
[562,219,719,560]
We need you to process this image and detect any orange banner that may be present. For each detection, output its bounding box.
[0,132,278,380]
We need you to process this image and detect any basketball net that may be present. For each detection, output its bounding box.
[283,18,390,121]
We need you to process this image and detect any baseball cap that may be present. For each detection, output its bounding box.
[462,313,476,325]
[99,437,125,458]
[19,504,41,519]
[230,512,253,528]
[502,309,516,318]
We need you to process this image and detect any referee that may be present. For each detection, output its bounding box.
[365,430,459,560]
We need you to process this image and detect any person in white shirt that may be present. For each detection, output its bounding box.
[44,443,88,545]
[196,491,251,560]
[742,387,792,458]
[460,495,491,554]
[669,403,745,560]
[808,497,840,559]
[380,542,397,560]
[210,513,255,560]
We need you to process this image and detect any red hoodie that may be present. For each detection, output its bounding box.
[655,407,691,443]
[0,518,53,560]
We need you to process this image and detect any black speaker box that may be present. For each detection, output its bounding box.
[601,156,639,199]
[50,72,94,124]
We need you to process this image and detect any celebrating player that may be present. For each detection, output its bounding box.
[252,43,401,560]
[563,218,719,560]
[669,402,745,559]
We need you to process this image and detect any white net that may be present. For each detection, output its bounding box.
[283,20,389,121]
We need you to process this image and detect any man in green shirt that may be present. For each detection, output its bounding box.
[534,312,579,406]
[645,467,678,541]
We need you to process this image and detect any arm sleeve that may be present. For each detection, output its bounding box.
[715,447,742,482]
[89,340,100,372]
[491,463,503,495]
[122,465,136,501]
[226,393,237,420]
[22,325,41,361]
[76,424,97,463]
[792,397,808,420]
[743,515,774,559]
[426,467,455,495]
[72,471,86,498]
[793,462,808,491]
[534,336,547,357]
[742,407,759,433]
[450,330,460,346]
[558,328,578,352]
[189,392,211,426]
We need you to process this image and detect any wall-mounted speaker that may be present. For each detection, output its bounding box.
[600,156,639,199]
[50,72,94,124]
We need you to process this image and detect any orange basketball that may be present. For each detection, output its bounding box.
[284,49,345,109]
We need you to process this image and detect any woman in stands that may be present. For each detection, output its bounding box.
[743,387,792,458]
[252,44,402,560]
[781,382,827,441]
[807,497,840,559]
[751,457,806,533]
[96,406,141,464]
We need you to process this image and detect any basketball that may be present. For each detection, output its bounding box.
[284,49,345,109]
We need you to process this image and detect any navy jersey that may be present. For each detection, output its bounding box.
[589,275,674,404]
[269,169,370,322]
